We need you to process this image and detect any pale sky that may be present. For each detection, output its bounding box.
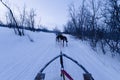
[0,0,81,30]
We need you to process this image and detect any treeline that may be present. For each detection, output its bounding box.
[64,0,120,56]
[0,23,50,32]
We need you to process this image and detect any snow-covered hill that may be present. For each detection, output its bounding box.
[0,27,120,80]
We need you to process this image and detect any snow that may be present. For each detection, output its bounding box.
[0,27,120,80]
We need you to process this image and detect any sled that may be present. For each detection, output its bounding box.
[35,73,45,80]
[34,52,94,80]
[83,73,93,80]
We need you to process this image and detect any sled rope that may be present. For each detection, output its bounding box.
[60,51,73,80]
[60,51,66,80]
[61,69,73,80]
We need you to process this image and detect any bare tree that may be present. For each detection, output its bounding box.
[64,0,92,38]
[68,4,78,33]
[26,9,36,31]
[6,11,15,27]
[103,0,120,32]
[0,0,23,36]
[64,0,120,56]
[19,5,27,35]
[89,0,102,35]
[102,0,120,55]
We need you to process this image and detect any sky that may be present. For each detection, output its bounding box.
[0,0,81,30]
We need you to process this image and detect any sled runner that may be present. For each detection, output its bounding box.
[35,73,45,80]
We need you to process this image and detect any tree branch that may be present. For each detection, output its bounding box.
[0,0,23,36]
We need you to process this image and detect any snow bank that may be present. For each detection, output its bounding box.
[0,27,120,80]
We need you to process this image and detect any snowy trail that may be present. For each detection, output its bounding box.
[0,28,120,80]
[0,29,61,80]
[62,37,120,80]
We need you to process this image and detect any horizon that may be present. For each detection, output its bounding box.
[0,0,81,31]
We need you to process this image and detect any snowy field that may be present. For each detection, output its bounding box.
[0,27,120,80]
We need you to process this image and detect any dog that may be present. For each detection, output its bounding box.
[56,34,68,47]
